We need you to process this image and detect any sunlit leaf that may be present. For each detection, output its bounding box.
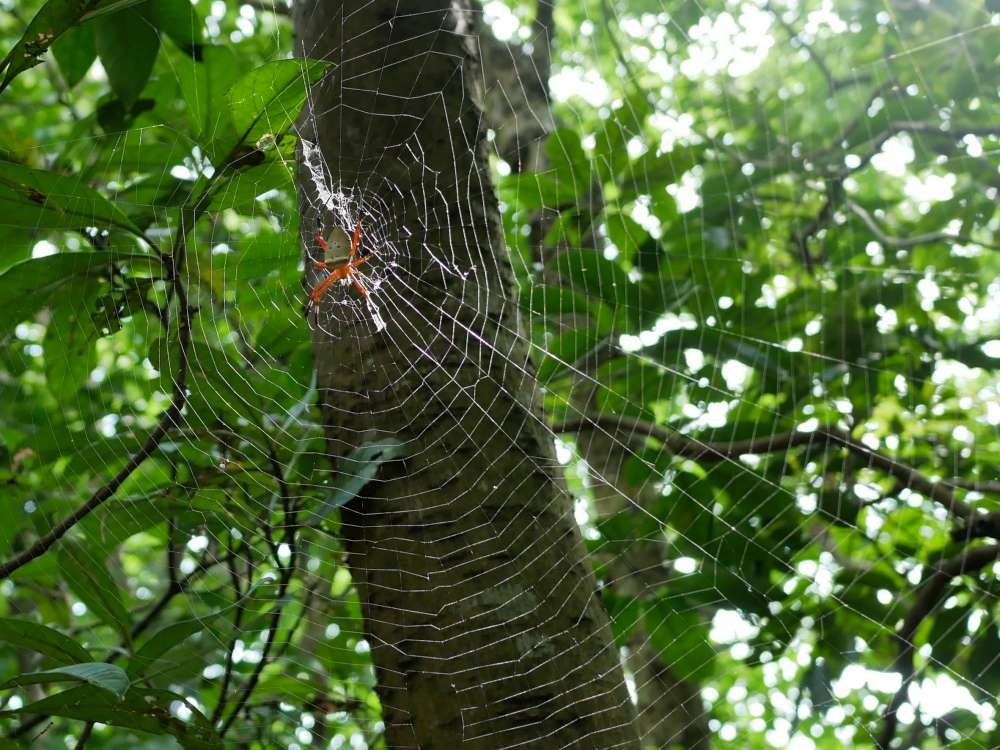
[2,662,129,698]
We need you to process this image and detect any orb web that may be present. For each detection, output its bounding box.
[0,1,997,749]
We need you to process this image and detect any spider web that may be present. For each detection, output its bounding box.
[1,1,998,749]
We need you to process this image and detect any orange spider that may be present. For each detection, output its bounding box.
[309,220,372,304]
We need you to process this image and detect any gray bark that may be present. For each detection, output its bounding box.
[293,2,640,747]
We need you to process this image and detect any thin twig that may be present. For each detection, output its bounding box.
[218,460,299,737]
[877,544,1000,749]
[846,199,1000,251]
[210,547,248,726]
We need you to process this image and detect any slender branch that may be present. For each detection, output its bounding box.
[0,275,192,580]
[218,565,294,737]
[550,415,982,520]
[877,544,1000,749]
[947,477,1000,494]
[793,179,843,271]
[72,721,93,749]
[210,547,248,726]
[887,121,1000,139]
[846,199,999,251]
[218,460,298,737]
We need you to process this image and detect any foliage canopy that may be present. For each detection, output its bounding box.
[0,0,998,748]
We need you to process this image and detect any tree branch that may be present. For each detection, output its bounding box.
[550,415,984,520]
[0,273,192,581]
[846,199,999,252]
[792,179,843,271]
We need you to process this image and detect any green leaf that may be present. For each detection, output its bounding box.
[603,594,645,647]
[928,604,970,666]
[549,248,633,309]
[2,662,129,698]
[968,620,1000,700]
[497,171,579,211]
[312,440,407,520]
[219,58,329,159]
[0,686,223,749]
[57,539,132,642]
[80,496,168,562]
[643,601,716,682]
[545,127,590,197]
[0,0,83,93]
[81,0,161,22]
[0,160,142,234]
[522,283,615,334]
[44,276,102,399]
[0,253,109,343]
[171,44,240,144]
[51,22,96,87]
[208,157,294,213]
[0,618,91,666]
[142,0,202,57]
[127,614,220,679]
[620,146,700,198]
[93,6,159,106]
[535,326,605,382]
[227,229,301,281]
[605,211,648,266]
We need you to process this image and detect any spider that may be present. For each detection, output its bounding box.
[308,220,372,305]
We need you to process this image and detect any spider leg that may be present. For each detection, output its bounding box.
[349,220,362,262]
[309,272,339,304]
[350,272,368,297]
[349,255,371,269]
[314,229,329,253]
[313,260,330,269]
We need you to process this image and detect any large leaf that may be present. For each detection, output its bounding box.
[0,685,223,749]
[171,44,241,144]
[643,601,716,682]
[548,248,633,310]
[0,253,109,342]
[545,127,591,198]
[620,146,700,198]
[2,662,129,698]
[43,276,103,400]
[0,0,86,93]
[142,0,202,57]
[215,58,329,162]
[0,160,141,234]
[51,22,97,88]
[127,614,220,679]
[968,620,1000,700]
[0,252,154,342]
[0,618,91,666]
[57,539,132,642]
[93,6,159,106]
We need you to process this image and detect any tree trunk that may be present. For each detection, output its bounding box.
[293,2,640,748]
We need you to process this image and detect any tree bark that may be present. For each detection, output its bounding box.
[294,2,640,747]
